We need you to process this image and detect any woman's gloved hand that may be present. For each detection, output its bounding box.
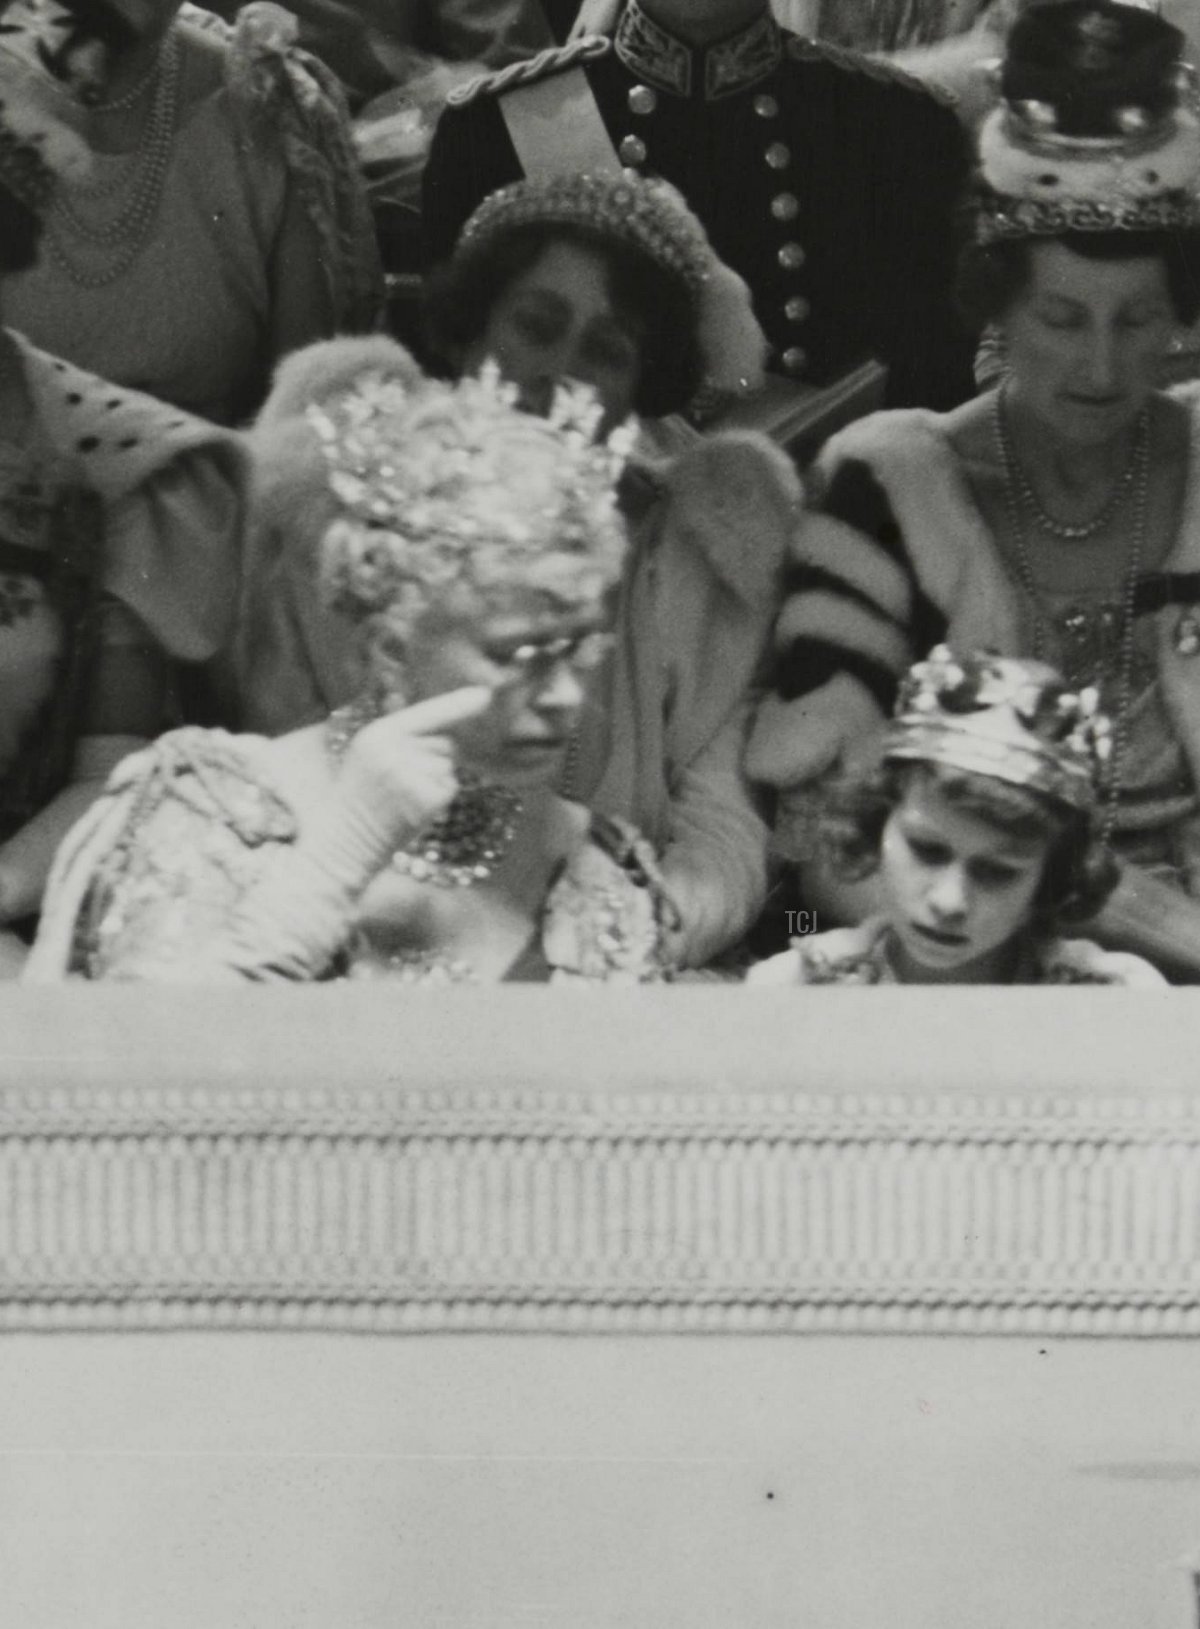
[320,685,494,887]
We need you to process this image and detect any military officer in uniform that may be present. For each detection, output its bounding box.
[421,0,977,410]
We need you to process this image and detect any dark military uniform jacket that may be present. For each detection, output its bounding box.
[422,0,976,410]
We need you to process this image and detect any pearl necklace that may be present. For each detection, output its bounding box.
[325,697,524,888]
[994,389,1150,846]
[45,29,181,289]
[994,386,1148,541]
[84,47,164,116]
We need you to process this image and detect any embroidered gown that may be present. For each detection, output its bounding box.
[25,726,672,983]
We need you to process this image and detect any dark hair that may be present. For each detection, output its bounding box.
[0,189,42,276]
[819,758,1118,932]
[955,227,1200,329]
[423,221,706,417]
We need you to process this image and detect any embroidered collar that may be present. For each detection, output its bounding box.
[798,918,1044,986]
[615,0,782,100]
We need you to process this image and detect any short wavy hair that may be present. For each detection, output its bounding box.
[818,757,1119,932]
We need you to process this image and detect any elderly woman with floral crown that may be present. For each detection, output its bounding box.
[0,0,246,977]
[25,359,697,983]
[235,169,798,971]
[748,0,1200,980]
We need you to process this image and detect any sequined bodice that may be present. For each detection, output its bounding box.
[70,731,665,985]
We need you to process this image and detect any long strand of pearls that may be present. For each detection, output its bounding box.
[44,29,181,290]
[994,385,1148,848]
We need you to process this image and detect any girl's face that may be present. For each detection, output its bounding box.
[879,770,1052,983]
[463,240,644,434]
[1002,241,1175,448]
[402,590,610,791]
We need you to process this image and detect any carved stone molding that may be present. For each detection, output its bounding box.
[2,988,1199,1335]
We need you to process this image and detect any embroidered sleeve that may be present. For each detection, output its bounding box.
[542,813,679,982]
[27,730,299,981]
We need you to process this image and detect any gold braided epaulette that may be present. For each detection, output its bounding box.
[447,34,613,108]
[785,35,958,111]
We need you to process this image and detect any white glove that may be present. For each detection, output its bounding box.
[214,686,494,980]
[318,686,492,889]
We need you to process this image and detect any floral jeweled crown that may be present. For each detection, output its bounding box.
[973,1,1200,245]
[310,361,634,637]
[883,647,1113,813]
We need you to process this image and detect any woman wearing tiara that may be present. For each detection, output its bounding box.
[236,171,798,971]
[0,0,245,974]
[749,0,1200,977]
[26,361,688,983]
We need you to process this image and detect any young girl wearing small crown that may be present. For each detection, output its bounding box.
[748,647,1167,986]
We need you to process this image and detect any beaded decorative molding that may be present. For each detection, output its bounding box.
[2,988,1199,1336]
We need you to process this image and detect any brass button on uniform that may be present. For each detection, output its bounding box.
[785,295,810,323]
[777,241,805,270]
[771,192,799,222]
[765,141,791,170]
[782,346,808,374]
[618,134,647,166]
[753,93,780,118]
[627,84,657,116]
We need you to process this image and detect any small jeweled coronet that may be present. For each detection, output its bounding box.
[456,171,712,295]
[972,1,1200,246]
[883,647,1113,814]
[452,170,767,406]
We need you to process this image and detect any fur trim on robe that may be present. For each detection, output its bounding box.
[15,330,248,659]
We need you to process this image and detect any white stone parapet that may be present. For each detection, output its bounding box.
[0,986,1196,1337]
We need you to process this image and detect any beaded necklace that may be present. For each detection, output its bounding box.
[325,696,524,888]
[45,29,181,289]
[84,47,163,116]
[994,385,1148,541]
[993,387,1149,845]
